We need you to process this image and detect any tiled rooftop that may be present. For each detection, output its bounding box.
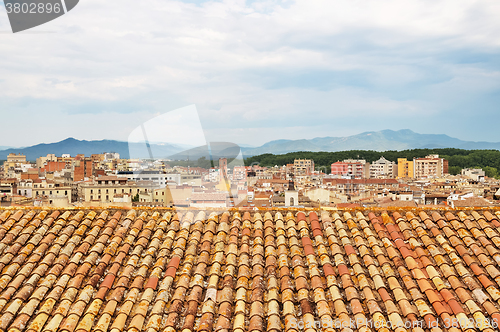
[0,208,500,332]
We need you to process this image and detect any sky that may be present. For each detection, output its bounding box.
[0,0,499,148]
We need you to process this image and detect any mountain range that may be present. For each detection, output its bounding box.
[240,129,500,155]
[1,129,499,161]
[0,138,185,161]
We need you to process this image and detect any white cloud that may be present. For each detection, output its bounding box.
[0,0,499,147]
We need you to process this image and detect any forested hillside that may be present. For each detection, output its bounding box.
[244,149,500,178]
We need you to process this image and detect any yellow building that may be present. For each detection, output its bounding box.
[294,159,315,176]
[80,177,155,204]
[397,158,414,178]
[153,185,193,206]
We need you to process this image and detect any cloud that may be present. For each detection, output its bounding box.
[0,0,499,147]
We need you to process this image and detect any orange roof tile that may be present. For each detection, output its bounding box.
[0,207,499,332]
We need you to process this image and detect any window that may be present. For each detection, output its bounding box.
[65,191,67,195]
[91,189,93,194]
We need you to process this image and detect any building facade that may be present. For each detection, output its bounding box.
[414,155,449,178]
[331,159,369,179]
[397,158,414,178]
[294,159,315,176]
[462,168,485,182]
[369,157,396,178]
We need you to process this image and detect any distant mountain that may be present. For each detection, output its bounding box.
[0,138,185,161]
[2,130,499,161]
[241,129,500,156]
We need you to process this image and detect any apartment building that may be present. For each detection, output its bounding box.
[397,158,414,178]
[72,157,94,181]
[232,166,249,181]
[3,153,31,178]
[414,155,449,178]
[294,159,315,176]
[369,157,396,178]
[331,159,369,179]
[80,177,157,203]
[31,179,72,203]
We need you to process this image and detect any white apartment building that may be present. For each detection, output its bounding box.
[369,157,396,178]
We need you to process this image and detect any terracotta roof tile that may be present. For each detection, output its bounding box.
[1,207,500,331]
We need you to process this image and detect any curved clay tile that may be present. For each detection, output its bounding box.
[0,208,499,332]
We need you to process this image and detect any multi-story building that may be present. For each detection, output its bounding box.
[462,168,485,182]
[0,182,14,196]
[117,171,175,187]
[42,161,68,173]
[80,177,157,203]
[413,155,448,179]
[331,159,369,179]
[36,154,57,168]
[72,157,94,181]
[397,158,414,178]
[232,166,249,181]
[151,185,194,206]
[294,159,315,176]
[369,157,396,178]
[32,179,73,204]
[17,179,33,197]
[3,153,31,178]
[323,178,399,195]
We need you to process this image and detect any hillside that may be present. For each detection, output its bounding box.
[241,129,500,156]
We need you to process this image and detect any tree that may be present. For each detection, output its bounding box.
[244,149,500,174]
[448,166,462,175]
[132,193,139,202]
[484,167,498,179]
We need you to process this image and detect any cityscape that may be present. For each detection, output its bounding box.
[1,151,498,208]
[1,1,500,332]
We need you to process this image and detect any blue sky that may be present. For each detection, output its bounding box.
[0,0,499,147]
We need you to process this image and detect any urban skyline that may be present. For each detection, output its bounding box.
[2,2,500,332]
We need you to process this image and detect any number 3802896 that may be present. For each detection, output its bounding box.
[5,2,61,14]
